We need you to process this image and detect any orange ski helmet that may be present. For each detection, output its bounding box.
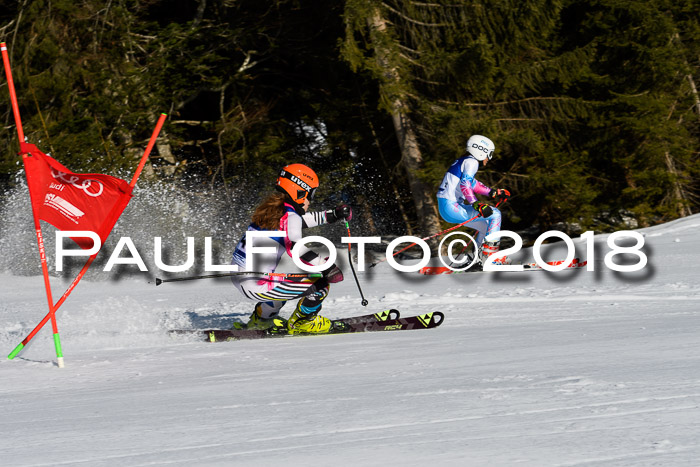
[276,163,319,204]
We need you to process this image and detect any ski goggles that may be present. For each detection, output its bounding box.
[297,186,316,201]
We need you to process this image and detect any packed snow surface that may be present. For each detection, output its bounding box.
[2,215,700,466]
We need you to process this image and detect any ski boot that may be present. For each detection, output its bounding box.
[287,303,332,334]
[235,304,287,331]
[475,239,511,270]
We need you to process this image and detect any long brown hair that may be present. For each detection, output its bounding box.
[251,192,287,230]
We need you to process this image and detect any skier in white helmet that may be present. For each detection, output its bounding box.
[436,135,511,267]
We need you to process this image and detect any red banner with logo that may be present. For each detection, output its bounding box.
[4,39,167,365]
[21,142,133,249]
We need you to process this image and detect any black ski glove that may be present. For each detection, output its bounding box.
[323,263,344,283]
[472,201,493,218]
[489,188,511,203]
[325,204,353,223]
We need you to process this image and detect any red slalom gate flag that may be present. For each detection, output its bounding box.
[3,39,168,368]
[21,142,133,249]
[7,115,166,366]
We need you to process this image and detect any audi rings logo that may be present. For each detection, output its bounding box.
[51,169,105,197]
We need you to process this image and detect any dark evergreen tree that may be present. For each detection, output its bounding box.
[1,0,698,236]
[559,0,700,226]
[342,0,600,234]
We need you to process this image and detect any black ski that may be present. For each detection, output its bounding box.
[334,309,400,325]
[169,310,443,342]
[336,311,444,334]
[227,309,399,331]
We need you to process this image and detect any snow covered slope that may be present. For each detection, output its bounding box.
[1,215,699,466]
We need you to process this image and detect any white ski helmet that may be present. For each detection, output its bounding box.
[466,135,495,161]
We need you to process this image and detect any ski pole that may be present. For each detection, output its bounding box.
[369,200,504,268]
[368,214,479,268]
[153,271,322,286]
[344,218,368,306]
[448,236,476,268]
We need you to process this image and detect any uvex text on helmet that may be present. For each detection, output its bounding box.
[276,163,319,203]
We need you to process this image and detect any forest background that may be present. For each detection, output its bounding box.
[1,0,699,244]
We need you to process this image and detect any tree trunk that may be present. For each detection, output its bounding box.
[367,7,441,241]
[366,117,414,236]
[687,72,700,120]
[663,149,691,217]
[389,107,441,239]
[663,96,692,218]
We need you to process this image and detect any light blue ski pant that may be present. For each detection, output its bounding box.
[437,197,501,245]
